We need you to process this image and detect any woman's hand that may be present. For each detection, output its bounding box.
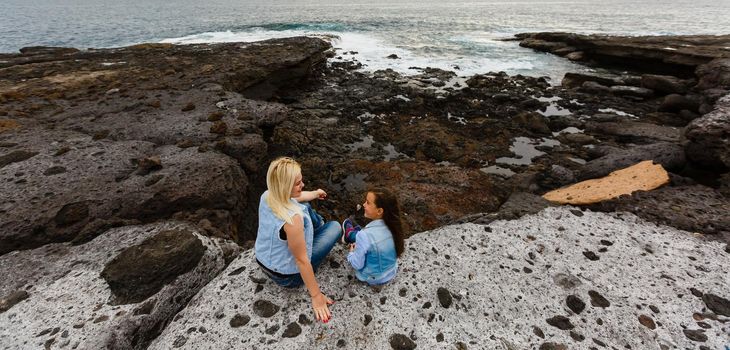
[311,292,334,322]
[316,189,327,200]
[349,243,356,252]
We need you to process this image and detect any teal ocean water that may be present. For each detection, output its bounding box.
[2,0,729,80]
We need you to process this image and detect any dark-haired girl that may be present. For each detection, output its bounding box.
[342,188,405,285]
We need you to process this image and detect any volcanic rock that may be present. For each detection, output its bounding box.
[0,221,239,349]
[684,94,730,169]
[578,142,685,180]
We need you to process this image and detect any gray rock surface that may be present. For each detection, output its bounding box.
[588,185,730,235]
[585,121,681,143]
[685,94,730,169]
[641,74,693,95]
[578,142,686,180]
[0,130,248,254]
[0,221,240,350]
[150,207,729,349]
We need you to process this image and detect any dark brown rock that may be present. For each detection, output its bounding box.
[566,295,586,314]
[0,150,38,168]
[389,333,417,350]
[588,290,610,308]
[281,322,301,338]
[136,155,162,175]
[578,142,685,180]
[684,95,730,169]
[539,343,567,350]
[252,299,280,318]
[546,315,574,330]
[702,293,730,317]
[437,287,452,308]
[229,314,250,328]
[100,229,206,304]
[659,94,700,113]
[642,74,693,95]
[210,121,227,135]
[638,314,656,329]
[0,290,29,312]
[43,166,67,175]
[683,329,707,342]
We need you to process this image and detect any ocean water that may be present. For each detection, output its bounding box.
[2,0,729,80]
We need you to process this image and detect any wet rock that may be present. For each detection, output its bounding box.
[437,287,452,308]
[546,315,574,330]
[556,133,595,146]
[702,293,730,316]
[281,322,301,338]
[389,333,416,350]
[0,290,29,313]
[565,51,584,61]
[610,85,653,98]
[229,314,250,328]
[658,94,700,113]
[561,73,620,88]
[566,295,585,314]
[685,94,730,169]
[579,81,611,94]
[588,290,610,308]
[638,314,656,329]
[641,74,692,95]
[101,228,206,304]
[578,142,685,180]
[253,300,280,318]
[514,112,551,134]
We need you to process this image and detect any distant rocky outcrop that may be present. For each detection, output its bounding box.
[147,207,729,349]
[516,32,730,76]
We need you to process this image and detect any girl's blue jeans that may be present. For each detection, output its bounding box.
[263,202,341,288]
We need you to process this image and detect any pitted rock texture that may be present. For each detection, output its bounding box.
[0,131,248,254]
[685,94,730,169]
[0,221,240,350]
[149,207,729,349]
[577,142,685,180]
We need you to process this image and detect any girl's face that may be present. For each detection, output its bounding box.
[290,173,304,198]
[363,192,383,219]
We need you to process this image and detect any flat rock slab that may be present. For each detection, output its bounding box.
[0,221,239,350]
[577,142,685,180]
[585,121,682,143]
[149,207,729,349]
[544,161,669,205]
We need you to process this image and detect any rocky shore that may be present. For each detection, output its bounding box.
[1,33,729,349]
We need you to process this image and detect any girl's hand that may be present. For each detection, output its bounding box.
[316,189,327,200]
[311,292,333,322]
[349,243,356,252]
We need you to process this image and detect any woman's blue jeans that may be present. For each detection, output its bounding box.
[263,203,341,288]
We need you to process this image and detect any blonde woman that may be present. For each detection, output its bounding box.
[254,157,341,323]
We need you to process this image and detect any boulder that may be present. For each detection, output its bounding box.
[579,81,611,94]
[538,165,576,190]
[148,207,730,349]
[578,142,686,180]
[696,58,730,91]
[658,94,700,113]
[684,94,730,169]
[0,131,248,255]
[544,161,670,205]
[0,221,240,350]
[641,74,693,95]
[514,112,551,135]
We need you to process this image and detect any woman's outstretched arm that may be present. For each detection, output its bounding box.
[284,214,333,322]
[293,189,327,202]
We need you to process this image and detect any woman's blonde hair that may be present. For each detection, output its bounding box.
[266,157,303,224]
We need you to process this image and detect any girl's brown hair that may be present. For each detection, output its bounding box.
[369,188,405,257]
